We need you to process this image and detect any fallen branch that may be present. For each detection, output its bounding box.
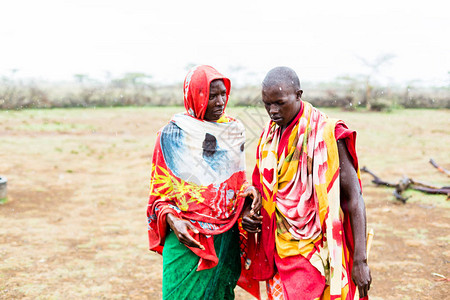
[393,189,410,203]
[432,273,450,282]
[360,166,397,187]
[410,182,450,195]
[361,166,450,203]
[429,158,450,177]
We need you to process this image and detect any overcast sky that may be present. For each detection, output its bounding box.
[1,0,449,86]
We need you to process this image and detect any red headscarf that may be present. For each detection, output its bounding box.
[183,65,231,120]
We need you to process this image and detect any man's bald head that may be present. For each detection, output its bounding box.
[261,66,303,127]
[262,66,301,92]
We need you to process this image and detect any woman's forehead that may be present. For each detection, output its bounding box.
[210,79,226,89]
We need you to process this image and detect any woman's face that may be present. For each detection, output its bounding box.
[203,79,227,121]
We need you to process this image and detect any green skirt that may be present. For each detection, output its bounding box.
[162,225,241,300]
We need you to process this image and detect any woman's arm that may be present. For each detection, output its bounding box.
[166,213,205,250]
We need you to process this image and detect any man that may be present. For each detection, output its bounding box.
[252,67,371,299]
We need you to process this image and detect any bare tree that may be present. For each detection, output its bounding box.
[74,74,89,84]
[357,53,396,110]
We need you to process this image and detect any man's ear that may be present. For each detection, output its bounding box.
[297,89,303,100]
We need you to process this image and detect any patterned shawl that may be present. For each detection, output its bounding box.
[253,101,362,299]
[147,113,247,268]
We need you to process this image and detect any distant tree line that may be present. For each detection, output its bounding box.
[0,71,449,111]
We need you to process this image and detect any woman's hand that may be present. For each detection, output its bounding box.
[241,205,263,233]
[240,185,262,215]
[240,185,263,233]
[166,213,205,250]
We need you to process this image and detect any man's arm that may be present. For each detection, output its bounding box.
[337,140,372,298]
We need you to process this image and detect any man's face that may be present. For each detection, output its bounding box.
[204,79,226,121]
[262,83,303,127]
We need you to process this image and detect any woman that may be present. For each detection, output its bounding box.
[147,65,262,299]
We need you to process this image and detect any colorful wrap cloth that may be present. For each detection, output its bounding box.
[252,101,366,300]
[147,65,260,299]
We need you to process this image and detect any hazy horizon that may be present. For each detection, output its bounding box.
[2,0,449,87]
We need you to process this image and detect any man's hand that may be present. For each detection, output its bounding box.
[166,213,205,250]
[352,260,372,298]
[240,185,262,215]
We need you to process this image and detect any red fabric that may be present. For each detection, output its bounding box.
[251,138,278,281]
[335,122,359,171]
[252,205,278,281]
[275,252,326,300]
[183,65,231,120]
[237,232,261,299]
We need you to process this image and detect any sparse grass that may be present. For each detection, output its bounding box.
[0,107,449,299]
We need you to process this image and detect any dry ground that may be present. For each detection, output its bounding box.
[0,106,449,299]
